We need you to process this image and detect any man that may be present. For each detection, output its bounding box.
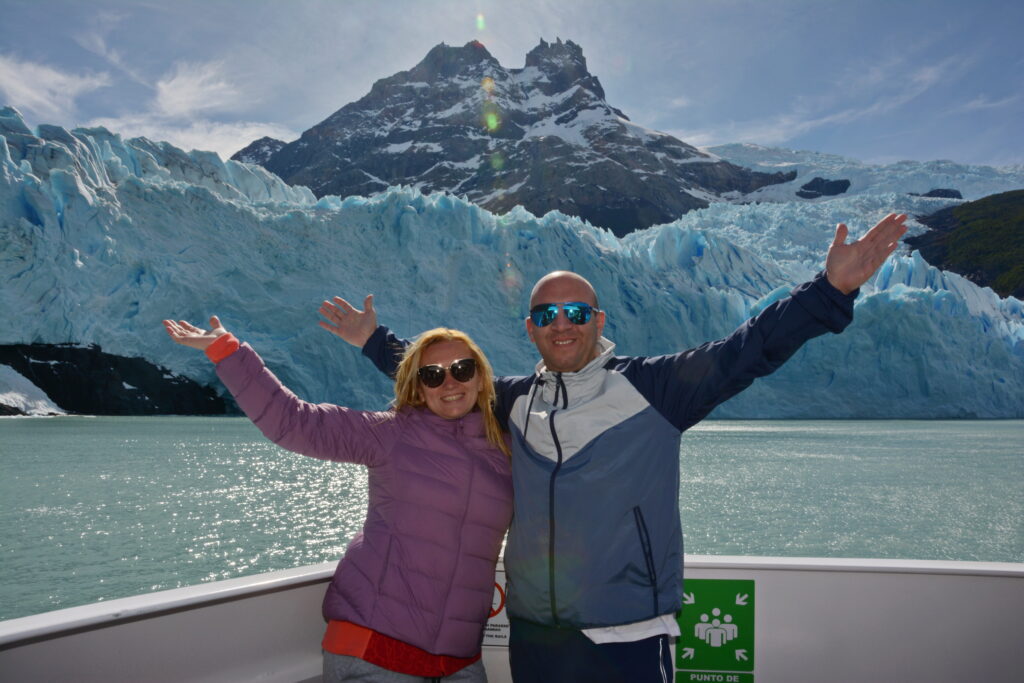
[321,214,908,682]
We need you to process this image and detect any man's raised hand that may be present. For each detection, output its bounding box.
[825,213,908,295]
[318,294,377,348]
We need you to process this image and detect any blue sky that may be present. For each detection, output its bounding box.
[1,0,1021,166]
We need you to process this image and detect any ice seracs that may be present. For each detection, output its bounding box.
[1,106,1022,418]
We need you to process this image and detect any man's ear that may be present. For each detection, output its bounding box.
[525,317,536,343]
[595,310,606,336]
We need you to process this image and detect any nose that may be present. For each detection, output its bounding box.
[550,308,573,330]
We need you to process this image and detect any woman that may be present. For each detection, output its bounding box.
[163,315,512,683]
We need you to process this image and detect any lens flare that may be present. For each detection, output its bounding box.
[481,77,495,94]
[489,152,505,171]
[486,113,499,130]
[476,13,486,31]
[500,252,523,308]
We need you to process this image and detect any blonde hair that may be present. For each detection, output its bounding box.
[393,328,509,457]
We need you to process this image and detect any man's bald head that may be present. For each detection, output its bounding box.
[529,271,599,308]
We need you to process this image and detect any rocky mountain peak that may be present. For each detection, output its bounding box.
[231,136,286,166]
[524,37,586,71]
[521,38,594,96]
[405,40,500,82]
[244,39,796,237]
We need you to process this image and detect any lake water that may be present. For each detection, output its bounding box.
[1,417,1021,621]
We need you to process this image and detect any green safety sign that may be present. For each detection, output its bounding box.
[675,579,755,683]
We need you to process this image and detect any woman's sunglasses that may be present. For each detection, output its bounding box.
[529,302,599,327]
[417,358,477,388]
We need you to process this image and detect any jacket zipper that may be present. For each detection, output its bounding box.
[547,408,564,625]
[633,506,659,616]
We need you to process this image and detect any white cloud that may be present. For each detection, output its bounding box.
[74,30,151,88]
[0,55,111,121]
[154,61,244,118]
[955,94,1021,112]
[86,113,297,160]
[667,54,969,148]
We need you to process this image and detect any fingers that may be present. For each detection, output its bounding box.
[209,315,221,329]
[863,213,907,242]
[321,294,373,321]
[319,301,345,326]
[831,223,849,248]
[330,296,357,314]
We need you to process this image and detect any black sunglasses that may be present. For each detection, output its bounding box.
[417,358,477,388]
[529,301,599,327]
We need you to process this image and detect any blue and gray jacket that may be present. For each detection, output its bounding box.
[363,272,856,629]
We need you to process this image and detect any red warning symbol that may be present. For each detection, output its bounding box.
[490,582,506,618]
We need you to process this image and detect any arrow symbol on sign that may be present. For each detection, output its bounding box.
[735,593,748,605]
[682,592,695,604]
[682,648,695,660]
[736,649,748,661]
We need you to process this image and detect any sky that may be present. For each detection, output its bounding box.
[1,0,1022,167]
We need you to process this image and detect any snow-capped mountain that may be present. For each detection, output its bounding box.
[709,143,1024,202]
[236,39,794,237]
[2,106,1022,418]
[232,136,286,167]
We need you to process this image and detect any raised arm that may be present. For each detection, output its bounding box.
[628,214,907,430]
[163,316,391,465]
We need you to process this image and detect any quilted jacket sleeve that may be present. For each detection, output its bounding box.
[216,343,395,466]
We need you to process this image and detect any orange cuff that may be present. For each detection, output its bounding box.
[205,333,240,363]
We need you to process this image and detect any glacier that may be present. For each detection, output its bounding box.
[0,364,65,415]
[1,106,1022,418]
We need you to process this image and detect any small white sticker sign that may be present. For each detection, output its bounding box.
[482,568,509,646]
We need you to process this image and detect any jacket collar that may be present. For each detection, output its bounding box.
[532,337,616,408]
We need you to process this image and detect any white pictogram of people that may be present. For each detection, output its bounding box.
[694,607,738,647]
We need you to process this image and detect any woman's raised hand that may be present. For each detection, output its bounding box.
[318,294,377,348]
[163,316,229,351]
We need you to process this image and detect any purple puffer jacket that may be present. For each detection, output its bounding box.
[216,343,513,657]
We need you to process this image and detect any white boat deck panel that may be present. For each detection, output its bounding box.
[1,556,1021,682]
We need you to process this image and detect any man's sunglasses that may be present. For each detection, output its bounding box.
[529,302,599,328]
[417,358,477,388]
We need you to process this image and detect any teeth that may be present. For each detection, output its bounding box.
[554,340,573,345]
[441,394,464,402]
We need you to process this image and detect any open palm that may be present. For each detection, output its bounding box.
[162,316,229,351]
[825,213,908,294]
[318,294,377,348]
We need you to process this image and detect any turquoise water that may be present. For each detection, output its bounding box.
[1,417,1021,621]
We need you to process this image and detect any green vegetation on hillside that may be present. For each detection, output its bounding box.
[909,190,1024,299]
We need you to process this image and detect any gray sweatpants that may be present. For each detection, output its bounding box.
[322,652,487,683]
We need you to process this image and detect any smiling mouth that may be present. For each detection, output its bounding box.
[553,340,575,346]
[441,393,465,402]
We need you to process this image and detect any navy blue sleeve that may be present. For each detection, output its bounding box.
[618,272,856,432]
[360,325,407,379]
[361,325,533,428]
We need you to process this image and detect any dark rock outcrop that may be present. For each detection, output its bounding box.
[0,403,25,416]
[796,177,851,199]
[909,188,963,199]
[0,344,231,415]
[231,136,286,166]
[907,189,1024,299]
[239,39,794,237]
